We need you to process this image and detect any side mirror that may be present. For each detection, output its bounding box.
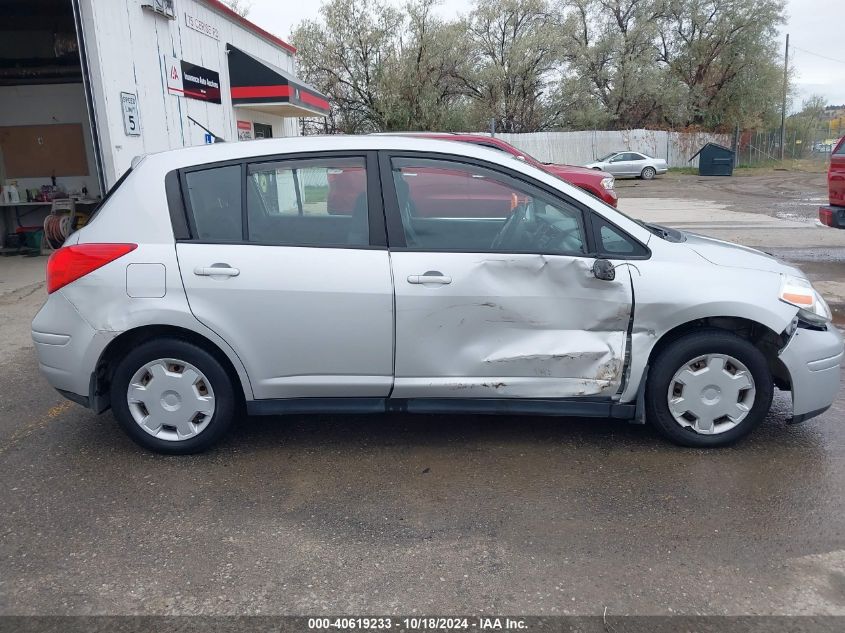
[515,155,527,162]
[593,258,616,281]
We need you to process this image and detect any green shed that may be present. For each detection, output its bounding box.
[690,143,735,176]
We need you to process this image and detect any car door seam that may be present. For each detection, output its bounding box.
[616,266,636,397]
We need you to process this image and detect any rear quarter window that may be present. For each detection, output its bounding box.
[184,165,243,241]
[86,167,133,224]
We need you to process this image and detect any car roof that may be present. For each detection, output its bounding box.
[138,134,519,172]
[377,131,510,144]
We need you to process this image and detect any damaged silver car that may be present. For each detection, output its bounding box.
[32,136,843,453]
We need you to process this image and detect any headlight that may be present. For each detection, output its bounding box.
[601,177,615,190]
[779,274,832,324]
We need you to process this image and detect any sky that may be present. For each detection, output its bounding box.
[246,0,845,112]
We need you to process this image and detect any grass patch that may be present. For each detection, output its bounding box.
[669,158,829,177]
[303,184,329,204]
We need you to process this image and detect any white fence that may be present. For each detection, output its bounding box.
[495,130,733,168]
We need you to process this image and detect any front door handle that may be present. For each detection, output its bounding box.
[194,264,240,277]
[408,271,452,285]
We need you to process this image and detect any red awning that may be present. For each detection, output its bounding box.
[227,45,329,118]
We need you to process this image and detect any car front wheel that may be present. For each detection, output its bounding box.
[645,330,773,447]
[110,338,236,454]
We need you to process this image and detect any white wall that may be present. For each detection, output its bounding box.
[496,130,733,168]
[0,83,100,196]
[81,0,300,186]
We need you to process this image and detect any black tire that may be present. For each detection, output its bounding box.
[110,337,236,454]
[641,166,657,180]
[645,329,773,448]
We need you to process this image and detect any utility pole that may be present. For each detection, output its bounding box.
[780,33,789,161]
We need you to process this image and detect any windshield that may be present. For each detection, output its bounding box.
[596,152,618,162]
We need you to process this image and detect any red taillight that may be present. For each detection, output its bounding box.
[820,208,834,227]
[46,243,137,294]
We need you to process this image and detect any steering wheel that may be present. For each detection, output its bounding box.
[491,202,535,250]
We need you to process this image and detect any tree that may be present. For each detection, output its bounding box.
[786,95,830,158]
[222,0,252,17]
[292,0,471,133]
[559,0,672,128]
[292,0,403,133]
[292,0,790,133]
[657,0,786,128]
[464,0,563,132]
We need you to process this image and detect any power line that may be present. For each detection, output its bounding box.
[791,45,845,66]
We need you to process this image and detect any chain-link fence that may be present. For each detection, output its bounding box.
[739,124,844,167]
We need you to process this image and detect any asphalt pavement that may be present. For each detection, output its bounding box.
[2,173,845,616]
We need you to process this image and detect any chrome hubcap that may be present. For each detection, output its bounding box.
[127,358,215,441]
[667,353,756,435]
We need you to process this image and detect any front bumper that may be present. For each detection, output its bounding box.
[779,324,844,422]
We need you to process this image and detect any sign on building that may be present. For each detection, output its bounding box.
[120,92,141,136]
[237,120,253,141]
[164,56,221,104]
[185,12,220,40]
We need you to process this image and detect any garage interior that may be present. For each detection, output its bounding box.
[0,0,101,254]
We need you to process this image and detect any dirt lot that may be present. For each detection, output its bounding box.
[617,168,829,224]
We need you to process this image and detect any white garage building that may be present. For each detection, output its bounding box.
[1,0,328,205]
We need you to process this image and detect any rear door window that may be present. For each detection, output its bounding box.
[184,165,243,241]
[246,157,369,247]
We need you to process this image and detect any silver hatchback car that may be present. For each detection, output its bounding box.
[32,136,842,453]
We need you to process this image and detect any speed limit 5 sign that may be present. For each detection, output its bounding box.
[120,92,142,136]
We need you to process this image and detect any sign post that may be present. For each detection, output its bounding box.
[120,92,141,136]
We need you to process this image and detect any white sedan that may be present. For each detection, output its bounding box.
[585,151,668,179]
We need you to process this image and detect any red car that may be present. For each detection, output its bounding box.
[327,133,618,216]
[404,133,618,206]
[819,137,845,228]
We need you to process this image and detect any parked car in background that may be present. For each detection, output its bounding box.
[819,137,845,228]
[585,151,668,179]
[32,136,842,454]
[399,133,619,207]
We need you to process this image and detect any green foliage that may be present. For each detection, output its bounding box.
[291,0,792,133]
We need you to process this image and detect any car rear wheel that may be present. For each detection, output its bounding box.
[645,330,773,447]
[641,166,657,180]
[110,338,236,454]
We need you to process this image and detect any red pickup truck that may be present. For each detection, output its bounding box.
[819,137,845,228]
[327,133,618,216]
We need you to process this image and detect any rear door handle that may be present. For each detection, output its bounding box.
[407,271,451,285]
[194,264,240,277]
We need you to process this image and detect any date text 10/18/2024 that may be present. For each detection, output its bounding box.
[308,618,528,630]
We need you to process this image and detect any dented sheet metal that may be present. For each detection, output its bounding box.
[389,252,633,399]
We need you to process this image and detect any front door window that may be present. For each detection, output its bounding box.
[389,157,586,255]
